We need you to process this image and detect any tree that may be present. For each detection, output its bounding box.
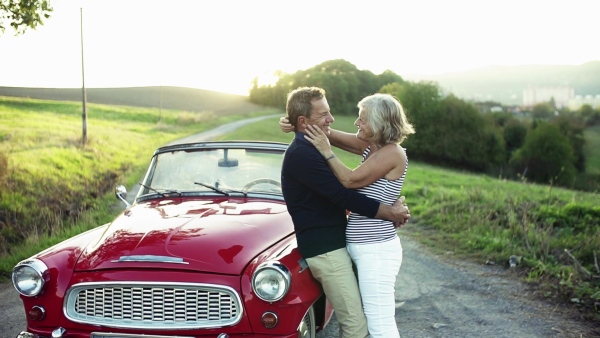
[0,0,52,35]
[503,119,528,153]
[381,81,442,162]
[383,83,505,171]
[433,94,505,171]
[509,122,576,186]
[550,114,586,172]
[577,104,600,126]
[531,102,553,119]
[249,59,406,115]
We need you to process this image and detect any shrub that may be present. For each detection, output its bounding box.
[509,122,576,186]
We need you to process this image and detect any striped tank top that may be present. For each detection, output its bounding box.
[346,146,407,244]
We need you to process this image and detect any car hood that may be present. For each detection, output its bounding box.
[75,198,293,275]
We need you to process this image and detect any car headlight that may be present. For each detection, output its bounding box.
[252,261,291,302]
[12,259,49,297]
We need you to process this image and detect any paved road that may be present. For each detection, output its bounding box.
[165,114,281,145]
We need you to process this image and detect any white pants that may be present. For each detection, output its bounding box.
[347,237,402,338]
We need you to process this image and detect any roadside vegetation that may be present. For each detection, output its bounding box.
[222,116,600,321]
[0,96,276,276]
[250,59,600,192]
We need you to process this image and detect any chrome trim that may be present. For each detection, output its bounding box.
[16,332,37,338]
[64,281,243,329]
[112,255,188,264]
[252,261,291,302]
[262,311,279,328]
[115,185,131,208]
[51,327,66,338]
[298,306,315,338]
[298,257,309,273]
[31,305,46,320]
[154,141,288,156]
[12,258,49,297]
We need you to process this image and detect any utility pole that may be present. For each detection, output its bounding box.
[80,7,88,144]
[159,86,163,123]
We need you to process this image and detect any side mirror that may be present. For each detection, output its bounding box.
[115,185,131,207]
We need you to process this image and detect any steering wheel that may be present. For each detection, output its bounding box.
[243,178,282,191]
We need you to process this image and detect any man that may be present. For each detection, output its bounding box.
[281,87,410,338]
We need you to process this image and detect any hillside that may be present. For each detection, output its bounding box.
[404,61,600,105]
[0,86,265,115]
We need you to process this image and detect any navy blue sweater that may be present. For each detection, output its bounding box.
[281,132,380,258]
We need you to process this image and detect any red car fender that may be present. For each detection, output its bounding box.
[241,235,325,334]
[18,224,109,330]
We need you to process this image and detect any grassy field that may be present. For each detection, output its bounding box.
[0,95,278,276]
[1,95,599,320]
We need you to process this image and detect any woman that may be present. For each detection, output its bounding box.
[281,93,415,338]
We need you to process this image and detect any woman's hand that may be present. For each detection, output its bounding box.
[304,124,333,158]
[279,117,294,133]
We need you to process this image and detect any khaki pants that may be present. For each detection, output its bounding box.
[306,248,369,338]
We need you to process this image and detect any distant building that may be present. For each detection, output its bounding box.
[568,94,600,110]
[522,86,574,109]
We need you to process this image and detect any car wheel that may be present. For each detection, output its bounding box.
[298,305,316,338]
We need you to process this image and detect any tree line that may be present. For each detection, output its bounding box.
[249,59,600,191]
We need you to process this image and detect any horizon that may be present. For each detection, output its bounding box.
[1,0,599,95]
[3,60,598,98]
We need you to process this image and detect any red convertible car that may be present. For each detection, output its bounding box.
[12,141,333,338]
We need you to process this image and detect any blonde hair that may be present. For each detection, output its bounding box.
[358,93,415,145]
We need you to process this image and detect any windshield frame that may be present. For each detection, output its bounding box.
[134,141,288,203]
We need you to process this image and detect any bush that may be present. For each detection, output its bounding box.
[509,122,576,186]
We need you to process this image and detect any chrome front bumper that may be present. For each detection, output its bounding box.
[17,327,65,338]
[16,332,37,338]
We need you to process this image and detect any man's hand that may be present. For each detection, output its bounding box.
[392,196,410,228]
[279,116,294,133]
[374,196,411,226]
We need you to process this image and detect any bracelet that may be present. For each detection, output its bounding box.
[325,154,335,161]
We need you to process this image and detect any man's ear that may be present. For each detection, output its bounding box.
[297,116,306,129]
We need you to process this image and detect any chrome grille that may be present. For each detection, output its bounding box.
[64,282,242,329]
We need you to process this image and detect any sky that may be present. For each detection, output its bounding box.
[1,0,599,96]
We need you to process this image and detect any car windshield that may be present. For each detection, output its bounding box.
[137,144,285,199]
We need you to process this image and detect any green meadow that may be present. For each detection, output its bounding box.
[1,96,599,319]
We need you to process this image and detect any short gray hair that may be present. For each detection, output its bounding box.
[358,93,415,145]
